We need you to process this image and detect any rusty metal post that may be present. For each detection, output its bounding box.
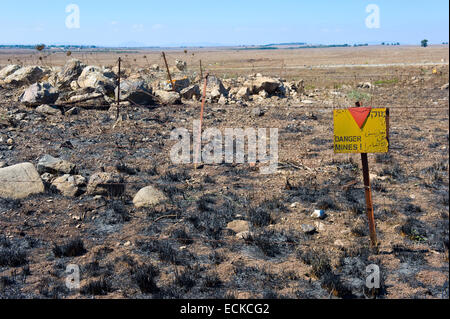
[355,100,378,247]
[162,52,175,92]
[194,74,209,170]
[361,153,378,247]
[116,57,121,120]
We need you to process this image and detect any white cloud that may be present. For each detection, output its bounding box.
[132,24,144,32]
[151,24,163,30]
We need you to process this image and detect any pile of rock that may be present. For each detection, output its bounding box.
[0,59,313,109]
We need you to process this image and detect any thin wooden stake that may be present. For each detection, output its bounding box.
[162,52,175,92]
[194,74,209,169]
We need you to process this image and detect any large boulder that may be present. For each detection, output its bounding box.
[19,83,59,107]
[3,66,45,86]
[0,163,45,199]
[115,80,154,105]
[87,172,124,196]
[77,66,116,94]
[154,90,181,105]
[245,76,281,95]
[58,59,85,88]
[37,155,76,175]
[236,87,250,101]
[162,77,190,93]
[133,186,168,208]
[180,85,200,100]
[0,65,21,79]
[206,75,228,99]
[51,174,86,197]
[35,104,61,115]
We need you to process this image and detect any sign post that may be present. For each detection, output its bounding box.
[334,104,390,247]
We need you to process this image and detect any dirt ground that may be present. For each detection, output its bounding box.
[0,46,448,299]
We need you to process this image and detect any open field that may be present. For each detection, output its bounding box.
[0,46,448,299]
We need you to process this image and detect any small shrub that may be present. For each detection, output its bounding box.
[401,218,428,242]
[299,249,332,279]
[0,248,28,267]
[249,208,272,228]
[81,277,112,296]
[52,238,86,258]
[133,265,160,294]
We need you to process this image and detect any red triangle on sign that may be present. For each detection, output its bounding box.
[348,107,372,129]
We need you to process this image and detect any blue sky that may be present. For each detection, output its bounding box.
[0,0,448,47]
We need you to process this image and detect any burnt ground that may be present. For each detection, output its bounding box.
[0,68,448,299]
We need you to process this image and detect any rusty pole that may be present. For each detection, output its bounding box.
[162,52,175,92]
[361,153,378,247]
[116,57,121,120]
[194,74,209,170]
[356,101,378,247]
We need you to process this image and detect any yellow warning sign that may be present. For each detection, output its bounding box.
[334,108,389,153]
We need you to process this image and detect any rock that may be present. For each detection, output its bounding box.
[311,210,326,219]
[206,75,228,100]
[68,92,104,104]
[0,163,45,199]
[151,64,160,72]
[6,138,14,145]
[180,85,200,100]
[51,174,86,197]
[301,224,316,234]
[66,107,80,115]
[154,90,181,105]
[236,231,251,240]
[251,107,264,117]
[77,65,116,94]
[334,240,345,247]
[0,161,6,169]
[87,172,124,196]
[57,59,85,88]
[35,104,61,115]
[163,77,190,93]
[301,99,314,104]
[37,154,76,175]
[3,66,45,86]
[218,95,228,105]
[115,80,154,105]
[19,83,59,107]
[358,82,372,89]
[441,83,449,90]
[40,172,54,184]
[258,90,269,99]
[175,60,187,71]
[236,87,250,101]
[0,65,21,79]
[296,79,305,95]
[133,185,168,208]
[246,77,281,94]
[226,220,250,234]
[70,80,80,91]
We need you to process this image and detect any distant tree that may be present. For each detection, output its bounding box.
[421,39,429,47]
[381,42,385,45]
